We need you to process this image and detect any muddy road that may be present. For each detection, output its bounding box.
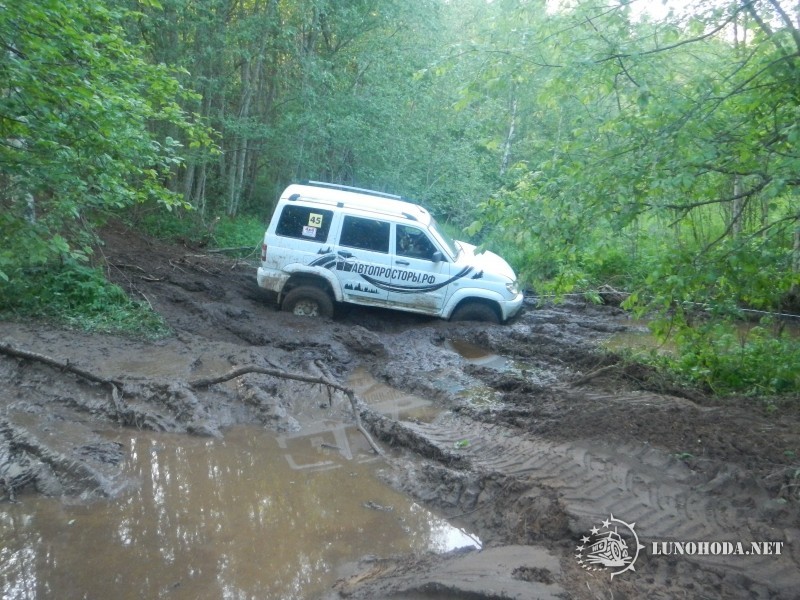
[1,222,799,599]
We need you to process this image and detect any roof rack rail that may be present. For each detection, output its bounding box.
[304,180,403,201]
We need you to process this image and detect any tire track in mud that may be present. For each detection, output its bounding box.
[366,407,799,598]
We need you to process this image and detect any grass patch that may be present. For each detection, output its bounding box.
[607,315,800,398]
[0,262,170,339]
[667,319,800,397]
[212,215,266,251]
[130,208,265,256]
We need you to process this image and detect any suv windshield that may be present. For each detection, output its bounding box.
[429,217,460,258]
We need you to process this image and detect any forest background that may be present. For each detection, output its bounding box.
[2,0,799,396]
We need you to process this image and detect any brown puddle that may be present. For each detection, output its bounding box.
[602,321,676,357]
[444,339,508,369]
[349,367,440,422]
[92,343,236,381]
[0,426,479,600]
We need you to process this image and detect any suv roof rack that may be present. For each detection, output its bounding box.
[303,180,403,201]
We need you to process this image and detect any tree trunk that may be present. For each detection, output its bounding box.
[500,95,517,177]
[731,175,744,237]
[195,163,208,217]
[227,59,253,217]
[183,161,196,208]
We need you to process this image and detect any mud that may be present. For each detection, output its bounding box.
[1,220,799,599]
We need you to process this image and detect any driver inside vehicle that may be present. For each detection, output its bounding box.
[397,225,436,261]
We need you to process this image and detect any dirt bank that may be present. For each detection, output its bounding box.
[1,221,798,599]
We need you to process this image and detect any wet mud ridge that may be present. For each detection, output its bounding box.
[1,222,799,599]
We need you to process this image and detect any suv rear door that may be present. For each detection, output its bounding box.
[266,203,337,273]
[333,215,392,304]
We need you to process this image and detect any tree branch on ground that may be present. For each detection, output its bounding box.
[189,364,384,457]
[570,363,619,387]
[0,342,384,457]
[0,342,123,388]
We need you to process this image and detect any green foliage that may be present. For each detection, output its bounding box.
[639,234,799,318]
[212,216,266,250]
[0,263,169,337]
[121,0,497,220]
[447,0,800,396]
[0,0,212,280]
[469,166,655,296]
[131,209,200,243]
[659,319,800,396]
[132,208,264,252]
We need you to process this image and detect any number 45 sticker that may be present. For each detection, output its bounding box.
[308,213,323,227]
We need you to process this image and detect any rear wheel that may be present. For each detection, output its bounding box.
[281,286,334,318]
[451,301,500,324]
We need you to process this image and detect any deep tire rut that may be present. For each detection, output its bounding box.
[369,408,799,598]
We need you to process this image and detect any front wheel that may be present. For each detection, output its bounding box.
[281,286,334,318]
[450,301,500,324]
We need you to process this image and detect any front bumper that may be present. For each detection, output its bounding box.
[500,291,525,321]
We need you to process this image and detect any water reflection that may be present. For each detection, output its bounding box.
[0,426,478,600]
[445,339,508,369]
[348,368,440,422]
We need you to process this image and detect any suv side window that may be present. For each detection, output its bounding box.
[340,216,390,253]
[275,205,334,241]
[396,224,438,261]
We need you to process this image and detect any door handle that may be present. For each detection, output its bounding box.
[395,260,410,266]
[338,250,353,258]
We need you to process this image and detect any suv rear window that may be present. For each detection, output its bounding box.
[275,205,334,241]
[339,216,390,253]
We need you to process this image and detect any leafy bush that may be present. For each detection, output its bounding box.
[620,234,800,397]
[132,208,264,255]
[0,262,169,338]
[213,216,266,251]
[667,320,800,396]
[1,0,210,282]
[132,209,200,243]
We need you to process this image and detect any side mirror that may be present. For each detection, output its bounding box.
[432,251,444,263]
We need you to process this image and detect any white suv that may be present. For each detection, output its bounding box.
[257,181,524,323]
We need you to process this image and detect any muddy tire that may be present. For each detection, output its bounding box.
[451,301,500,324]
[281,286,334,318]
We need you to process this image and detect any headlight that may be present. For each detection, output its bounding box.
[506,281,519,295]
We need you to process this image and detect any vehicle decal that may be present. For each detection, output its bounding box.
[309,253,473,294]
[343,282,380,295]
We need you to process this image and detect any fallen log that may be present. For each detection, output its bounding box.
[189,365,332,389]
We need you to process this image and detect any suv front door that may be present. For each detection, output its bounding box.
[387,224,452,314]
